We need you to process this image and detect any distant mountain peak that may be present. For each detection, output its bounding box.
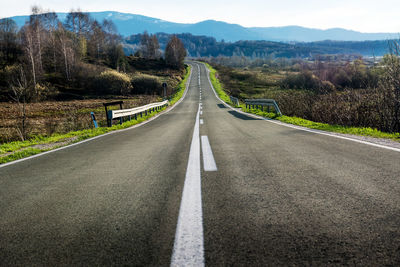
[5,11,398,42]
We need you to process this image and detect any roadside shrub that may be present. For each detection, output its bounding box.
[320,80,336,93]
[0,65,19,86]
[130,73,162,94]
[280,70,321,91]
[95,70,132,95]
[74,62,106,91]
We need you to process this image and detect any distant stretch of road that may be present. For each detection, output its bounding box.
[1,62,400,266]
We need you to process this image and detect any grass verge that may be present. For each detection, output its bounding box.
[204,63,233,105]
[244,107,400,141]
[0,65,192,164]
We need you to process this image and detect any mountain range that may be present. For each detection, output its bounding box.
[6,11,398,43]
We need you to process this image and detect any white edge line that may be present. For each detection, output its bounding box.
[0,65,195,169]
[201,62,400,153]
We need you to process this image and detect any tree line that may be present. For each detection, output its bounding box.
[0,7,126,100]
[125,32,391,59]
[131,31,186,69]
[0,8,187,101]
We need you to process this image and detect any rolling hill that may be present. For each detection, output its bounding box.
[6,11,398,42]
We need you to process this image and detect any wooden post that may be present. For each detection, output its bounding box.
[104,106,111,127]
[119,102,123,125]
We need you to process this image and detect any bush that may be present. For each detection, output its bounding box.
[95,70,132,95]
[35,83,58,101]
[0,65,20,100]
[130,73,162,94]
[280,70,332,93]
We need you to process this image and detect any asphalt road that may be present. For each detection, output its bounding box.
[1,62,400,266]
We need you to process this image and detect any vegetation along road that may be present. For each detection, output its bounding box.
[1,62,400,266]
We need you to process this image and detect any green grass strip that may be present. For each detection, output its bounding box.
[204,63,233,105]
[244,107,400,141]
[170,65,191,106]
[0,65,192,164]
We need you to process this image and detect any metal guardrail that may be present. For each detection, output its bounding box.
[106,100,169,126]
[230,96,240,107]
[244,99,282,116]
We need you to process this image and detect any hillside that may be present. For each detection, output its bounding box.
[7,11,398,42]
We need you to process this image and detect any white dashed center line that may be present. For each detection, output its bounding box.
[201,136,217,171]
[171,104,204,267]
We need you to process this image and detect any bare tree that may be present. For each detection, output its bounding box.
[65,9,91,37]
[0,18,20,66]
[41,11,59,72]
[64,10,92,59]
[29,6,45,74]
[377,45,400,133]
[10,67,31,141]
[20,24,37,86]
[88,20,105,59]
[140,32,160,59]
[150,35,160,59]
[55,22,75,80]
[165,35,187,69]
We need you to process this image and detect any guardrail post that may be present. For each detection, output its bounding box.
[108,110,113,126]
[90,112,98,128]
[105,107,111,127]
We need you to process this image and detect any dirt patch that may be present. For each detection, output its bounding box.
[31,136,79,150]
[0,136,80,159]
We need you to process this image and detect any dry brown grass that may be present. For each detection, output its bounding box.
[0,95,159,143]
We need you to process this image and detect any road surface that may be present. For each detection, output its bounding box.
[1,62,400,266]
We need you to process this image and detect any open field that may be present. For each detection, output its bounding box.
[205,63,400,141]
[0,65,191,164]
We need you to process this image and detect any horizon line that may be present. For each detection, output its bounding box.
[2,10,399,35]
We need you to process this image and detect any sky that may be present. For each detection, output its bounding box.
[1,0,400,33]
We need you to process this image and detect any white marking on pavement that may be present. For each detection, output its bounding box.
[201,136,218,171]
[171,105,204,267]
[202,62,400,153]
[200,119,204,125]
[200,110,203,115]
